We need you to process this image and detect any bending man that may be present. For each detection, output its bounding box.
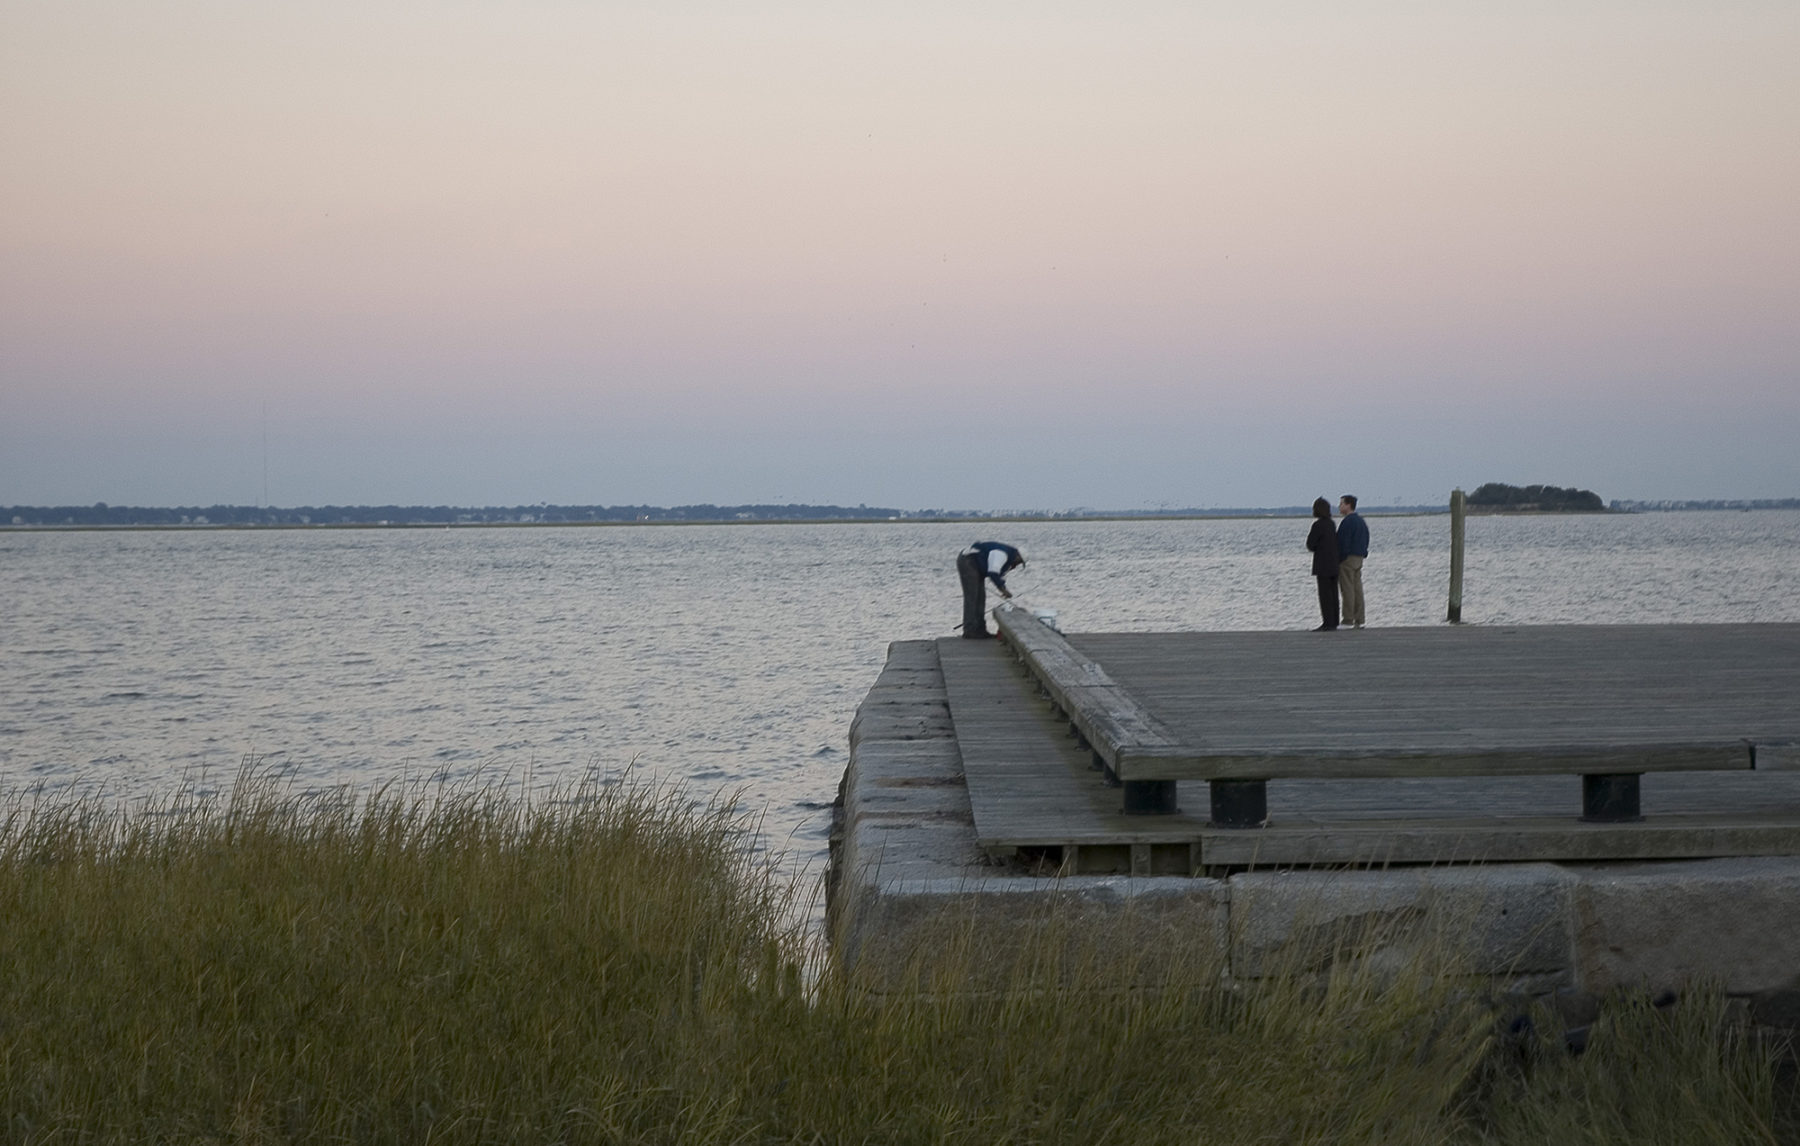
[956,541,1025,638]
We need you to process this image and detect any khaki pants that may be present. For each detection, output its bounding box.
[1338,555,1365,626]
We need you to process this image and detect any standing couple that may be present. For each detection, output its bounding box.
[1305,495,1369,631]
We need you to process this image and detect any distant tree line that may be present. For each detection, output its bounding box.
[1465,483,1606,513]
[3,503,910,527]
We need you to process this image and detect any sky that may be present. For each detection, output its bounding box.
[2,1,1796,511]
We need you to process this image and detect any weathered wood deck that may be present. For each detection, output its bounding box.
[940,619,1800,873]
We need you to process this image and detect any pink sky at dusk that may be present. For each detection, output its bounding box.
[3,0,1796,509]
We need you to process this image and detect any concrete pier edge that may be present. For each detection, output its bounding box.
[828,639,1800,1034]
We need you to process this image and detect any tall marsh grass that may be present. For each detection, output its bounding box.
[1,768,1784,1143]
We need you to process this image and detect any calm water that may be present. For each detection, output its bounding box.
[4,512,1797,876]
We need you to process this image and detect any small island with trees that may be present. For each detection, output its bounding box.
[1465,482,1607,513]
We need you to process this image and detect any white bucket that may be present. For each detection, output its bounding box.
[1030,607,1060,632]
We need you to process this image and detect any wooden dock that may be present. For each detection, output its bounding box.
[941,616,1800,874]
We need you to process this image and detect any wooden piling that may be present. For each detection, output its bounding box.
[1448,487,1465,624]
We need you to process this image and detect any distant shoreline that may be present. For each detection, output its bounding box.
[5,503,1798,531]
[3,503,1450,529]
[0,511,1436,533]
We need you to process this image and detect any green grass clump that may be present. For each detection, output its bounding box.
[1,769,799,1142]
[1467,988,1785,1146]
[0,769,1785,1144]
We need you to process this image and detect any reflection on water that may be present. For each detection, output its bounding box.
[4,511,1797,875]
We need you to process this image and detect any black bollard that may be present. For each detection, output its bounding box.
[956,552,990,638]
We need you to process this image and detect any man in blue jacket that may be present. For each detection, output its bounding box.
[1336,496,1370,628]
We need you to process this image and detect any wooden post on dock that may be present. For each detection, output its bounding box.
[1448,487,1465,623]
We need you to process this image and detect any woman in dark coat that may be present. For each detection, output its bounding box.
[1305,497,1340,631]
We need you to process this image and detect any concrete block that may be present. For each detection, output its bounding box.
[849,707,957,747]
[1572,856,1800,995]
[855,685,950,708]
[845,740,964,795]
[846,783,972,826]
[867,673,947,697]
[1228,865,1576,982]
[879,640,941,672]
[838,818,984,889]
